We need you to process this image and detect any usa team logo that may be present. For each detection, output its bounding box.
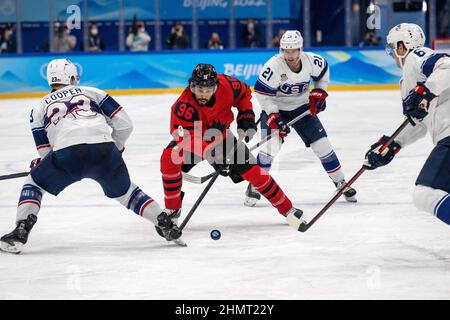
[279,82,309,94]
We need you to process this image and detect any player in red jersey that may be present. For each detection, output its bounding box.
[156,64,305,241]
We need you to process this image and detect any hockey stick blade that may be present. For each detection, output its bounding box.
[298,222,310,232]
[182,172,215,184]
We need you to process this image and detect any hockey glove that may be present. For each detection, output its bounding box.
[309,88,328,116]
[30,158,41,170]
[403,83,435,122]
[266,113,290,138]
[205,149,231,176]
[363,135,401,170]
[237,110,257,143]
[212,163,231,177]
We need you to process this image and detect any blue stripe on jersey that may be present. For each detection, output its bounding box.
[99,95,121,117]
[421,53,450,77]
[254,79,278,95]
[312,60,329,81]
[32,127,50,147]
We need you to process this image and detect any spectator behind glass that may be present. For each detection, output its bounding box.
[126,21,151,52]
[206,32,224,49]
[0,25,16,54]
[271,29,285,48]
[87,23,105,52]
[53,23,77,53]
[167,21,189,49]
[360,30,381,47]
[242,18,261,48]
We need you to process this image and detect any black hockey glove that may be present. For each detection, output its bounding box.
[212,163,231,177]
[403,83,435,123]
[237,110,257,143]
[363,135,401,170]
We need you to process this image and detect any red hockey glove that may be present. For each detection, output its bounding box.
[309,88,328,116]
[30,158,41,170]
[266,113,290,138]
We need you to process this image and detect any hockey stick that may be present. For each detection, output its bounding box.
[178,135,246,232]
[182,110,311,184]
[0,172,29,181]
[298,118,411,232]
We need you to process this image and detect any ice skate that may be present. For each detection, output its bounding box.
[244,183,261,207]
[334,180,357,203]
[0,214,37,254]
[155,209,186,246]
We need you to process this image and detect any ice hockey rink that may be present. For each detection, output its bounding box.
[0,90,449,300]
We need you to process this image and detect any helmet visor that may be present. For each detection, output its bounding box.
[385,43,395,56]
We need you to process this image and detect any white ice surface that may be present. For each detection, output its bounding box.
[0,91,449,300]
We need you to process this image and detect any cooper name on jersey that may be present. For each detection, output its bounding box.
[44,87,83,105]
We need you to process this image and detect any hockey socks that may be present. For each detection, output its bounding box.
[160,147,183,210]
[435,194,450,225]
[16,175,44,222]
[311,138,345,183]
[115,183,162,225]
[241,166,292,215]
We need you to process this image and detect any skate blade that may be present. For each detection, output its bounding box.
[244,197,258,207]
[170,238,187,247]
[0,241,23,254]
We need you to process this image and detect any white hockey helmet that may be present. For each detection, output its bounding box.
[280,30,303,50]
[386,23,425,56]
[46,59,80,87]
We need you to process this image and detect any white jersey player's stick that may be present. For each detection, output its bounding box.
[0,172,29,181]
[297,118,411,232]
[182,109,311,184]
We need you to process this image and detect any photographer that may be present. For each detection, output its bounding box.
[167,22,189,49]
[52,23,77,53]
[126,21,151,52]
[360,30,381,47]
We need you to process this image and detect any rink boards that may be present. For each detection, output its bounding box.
[0,48,401,99]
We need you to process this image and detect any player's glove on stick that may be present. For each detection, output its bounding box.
[309,88,328,116]
[30,158,41,170]
[205,149,231,177]
[266,113,290,138]
[403,83,435,122]
[237,110,257,143]
[363,135,401,170]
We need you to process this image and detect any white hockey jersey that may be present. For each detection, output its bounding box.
[30,85,133,158]
[395,47,450,147]
[253,51,329,114]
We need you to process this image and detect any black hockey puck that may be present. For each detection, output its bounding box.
[210,229,221,240]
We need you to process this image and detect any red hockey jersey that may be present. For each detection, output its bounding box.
[169,74,254,156]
